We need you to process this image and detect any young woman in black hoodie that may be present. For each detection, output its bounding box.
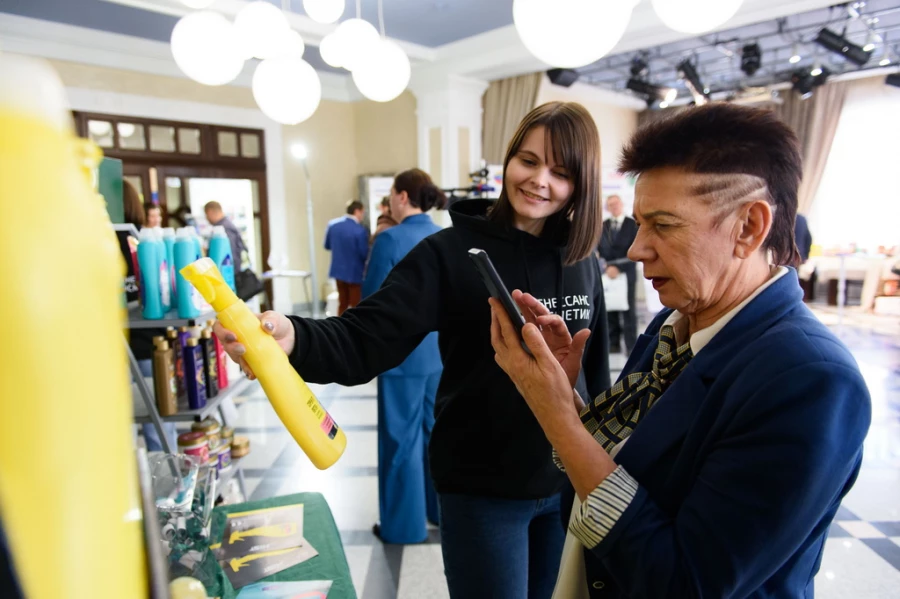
[215,101,610,599]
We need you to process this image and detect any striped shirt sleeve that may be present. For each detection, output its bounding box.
[569,465,640,548]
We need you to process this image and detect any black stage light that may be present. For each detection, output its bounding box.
[741,43,762,76]
[677,59,709,105]
[815,28,872,66]
[630,56,649,77]
[791,66,830,99]
[547,68,579,87]
[887,73,900,88]
[626,77,678,106]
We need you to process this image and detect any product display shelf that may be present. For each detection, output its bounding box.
[132,375,252,424]
[126,303,217,330]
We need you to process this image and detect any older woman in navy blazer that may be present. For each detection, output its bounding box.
[490,104,871,598]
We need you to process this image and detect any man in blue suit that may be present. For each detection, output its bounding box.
[362,169,444,544]
[324,201,369,315]
[491,104,871,598]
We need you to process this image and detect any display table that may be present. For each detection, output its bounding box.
[208,492,357,599]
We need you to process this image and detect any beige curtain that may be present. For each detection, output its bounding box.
[482,72,543,164]
[775,81,850,215]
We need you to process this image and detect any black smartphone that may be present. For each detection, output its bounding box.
[468,248,533,356]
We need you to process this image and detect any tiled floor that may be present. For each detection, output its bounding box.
[226,305,900,599]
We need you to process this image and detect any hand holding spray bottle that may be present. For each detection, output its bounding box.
[181,258,346,469]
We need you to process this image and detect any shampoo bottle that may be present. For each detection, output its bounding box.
[208,319,229,390]
[152,337,178,416]
[183,338,207,410]
[208,226,236,292]
[199,329,219,398]
[181,258,346,469]
[167,328,188,411]
[137,228,164,319]
[162,227,177,305]
[174,228,202,318]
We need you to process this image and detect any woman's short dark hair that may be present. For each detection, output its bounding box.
[122,179,144,228]
[489,101,602,266]
[619,103,803,266]
[393,168,447,212]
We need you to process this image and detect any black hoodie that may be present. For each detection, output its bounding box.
[288,199,610,499]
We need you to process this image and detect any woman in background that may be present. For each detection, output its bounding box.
[363,169,445,544]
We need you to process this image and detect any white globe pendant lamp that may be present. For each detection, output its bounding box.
[651,0,744,34]
[171,11,244,85]
[318,32,345,68]
[235,1,291,60]
[333,18,380,72]
[513,0,639,68]
[352,38,411,102]
[252,56,322,125]
[303,0,345,24]
[276,29,306,59]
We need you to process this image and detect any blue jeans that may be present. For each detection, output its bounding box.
[439,492,564,599]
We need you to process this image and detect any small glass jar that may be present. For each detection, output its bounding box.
[230,435,250,459]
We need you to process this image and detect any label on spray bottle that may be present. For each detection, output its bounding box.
[305,395,339,440]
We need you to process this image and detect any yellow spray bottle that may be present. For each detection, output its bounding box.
[181,258,346,469]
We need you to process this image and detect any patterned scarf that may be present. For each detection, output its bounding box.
[582,324,694,452]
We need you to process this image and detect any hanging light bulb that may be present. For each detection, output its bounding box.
[303,0,344,24]
[179,0,216,8]
[652,0,744,34]
[171,11,244,86]
[789,43,802,64]
[352,38,411,102]
[275,29,306,59]
[810,62,823,77]
[863,31,876,52]
[252,56,322,125]
[234,1,290,60]
[333,18,380,72]
[880,47,893,66]
[513,0,639,68]
[318,32,345,68]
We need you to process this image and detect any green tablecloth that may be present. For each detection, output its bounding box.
[208,492,357,599]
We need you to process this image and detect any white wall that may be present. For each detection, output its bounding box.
[809,77,900,253]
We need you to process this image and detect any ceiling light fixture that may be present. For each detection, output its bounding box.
[170,11,244,86]
[303,0,344,24]
[789,43,802,64]
[349,0,411,102]
[814,28,872,67]
[677,58,709,105]
[791,66,829,100]
[741,43,762,76]
[627,77,677,107]
[513,0,640,68]
[651,0,744,34]
[234,1,291,60]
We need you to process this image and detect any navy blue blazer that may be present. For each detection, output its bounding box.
[564,268,871,598]
[325,216,369,284]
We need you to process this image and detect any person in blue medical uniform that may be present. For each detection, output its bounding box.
[362,168,445,543]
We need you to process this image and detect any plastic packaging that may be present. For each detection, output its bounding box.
[181,258,346,469]
[209,319,230,390]
[183,338,207,410]
[0,53,147,597]
[137,228,166,319]
[174,227,202,318]
[168,327,188,410]
[208,225,236,292]
[152,337,178,416]
[162,227,177,304]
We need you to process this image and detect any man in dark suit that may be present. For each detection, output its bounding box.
[325,200,370,315]
[599,195,638,353]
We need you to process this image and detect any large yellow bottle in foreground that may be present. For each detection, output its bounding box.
[0,54,147,597]
[181,259,346,469]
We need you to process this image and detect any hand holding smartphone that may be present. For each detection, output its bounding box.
[468,248,533,357]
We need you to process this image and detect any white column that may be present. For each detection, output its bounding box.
[410,74,489,222]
